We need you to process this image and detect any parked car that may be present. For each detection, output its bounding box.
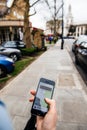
[0,46,21,62]
[75,41,87,71]
[0,55,15,78]
[63,36,75,39]
[2,41,26,49]
[72,35,87,52]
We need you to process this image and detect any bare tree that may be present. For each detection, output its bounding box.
[44,0,64,35]
[24,0,42,48]
[11,0,41,48]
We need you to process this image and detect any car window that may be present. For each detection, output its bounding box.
[11,41,17,46]
[84,43,87,48]
[81,42,87,48]
[3,42,11,47]
[16,41,25,47]
[78,36,87,44]
[19,41,25,45]
[3,41,16,47]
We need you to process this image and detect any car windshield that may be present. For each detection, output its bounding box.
[81,42,87,48]
[3,41,16,47]
[78,35,87,44]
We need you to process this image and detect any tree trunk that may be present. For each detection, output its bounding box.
[24,0,32,48]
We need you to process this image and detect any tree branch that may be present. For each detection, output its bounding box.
[44,0,54,18]
[29,8,36,16]
[56,3,64,16]
[30,0,41,7]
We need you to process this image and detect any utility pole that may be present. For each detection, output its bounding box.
[54,0,56,35]
[61,0,64,49]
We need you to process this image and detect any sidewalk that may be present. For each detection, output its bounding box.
[0,42,87,130]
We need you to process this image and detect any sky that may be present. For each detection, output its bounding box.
[7,0,14,8]
[7,0,87,29]
[65,0,87,24]
[30,0,87,29]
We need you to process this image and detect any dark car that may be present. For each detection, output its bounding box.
[75,41,87,71]
[0,46,21,62]
[0,55,15,78]
[72,35,87,52]
[2,41,26,49]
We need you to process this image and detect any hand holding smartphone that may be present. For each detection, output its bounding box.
[31,78,55,116]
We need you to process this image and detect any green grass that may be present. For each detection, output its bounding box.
[0,50,45,89]
[11,57,34,76]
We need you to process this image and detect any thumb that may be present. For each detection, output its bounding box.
[45,98,56,112]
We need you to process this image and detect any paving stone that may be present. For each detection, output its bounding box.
[1,95,29,117]
[57,122,87,130]
[58,73,75,87]
[13,116,29,130]
[61,101,87,123]
[54,88,84,101]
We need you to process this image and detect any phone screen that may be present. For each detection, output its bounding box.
[33,82,54,113]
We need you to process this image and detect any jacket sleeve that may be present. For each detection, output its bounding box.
[0,101,14,130]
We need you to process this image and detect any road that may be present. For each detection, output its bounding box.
[64,39,87,86]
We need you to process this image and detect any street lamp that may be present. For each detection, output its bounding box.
[61,0,64,49]
[54,0,56,36]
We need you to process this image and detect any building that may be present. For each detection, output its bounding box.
[65,4,73,36]
[45,19,62,36]
[73,23,87,38]
[0,19,24,43]
[0,0,8,17]
[0,0,33,44]
[65,4,87,38]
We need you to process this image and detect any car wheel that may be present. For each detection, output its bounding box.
[10,53,18,62]
[0,65,7,78]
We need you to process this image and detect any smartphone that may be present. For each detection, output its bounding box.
[31,78,55,116]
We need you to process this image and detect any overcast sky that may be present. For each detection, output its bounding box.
[7,0,87,29]
[65,0,87,23]
[30,0,87,29]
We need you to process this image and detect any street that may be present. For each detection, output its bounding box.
[64,39,87,86]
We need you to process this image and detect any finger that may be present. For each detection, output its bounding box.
[30,90,36,96]
[45,98,56,112]
[29,97,34,102]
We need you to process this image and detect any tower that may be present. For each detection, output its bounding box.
[66,4,73,27]
[65,4,74,36]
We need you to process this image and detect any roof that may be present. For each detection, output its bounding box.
[73,20,87,26]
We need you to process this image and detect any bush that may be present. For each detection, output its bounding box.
[21,48,36,56]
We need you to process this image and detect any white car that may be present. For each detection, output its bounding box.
[0,46,21,62]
